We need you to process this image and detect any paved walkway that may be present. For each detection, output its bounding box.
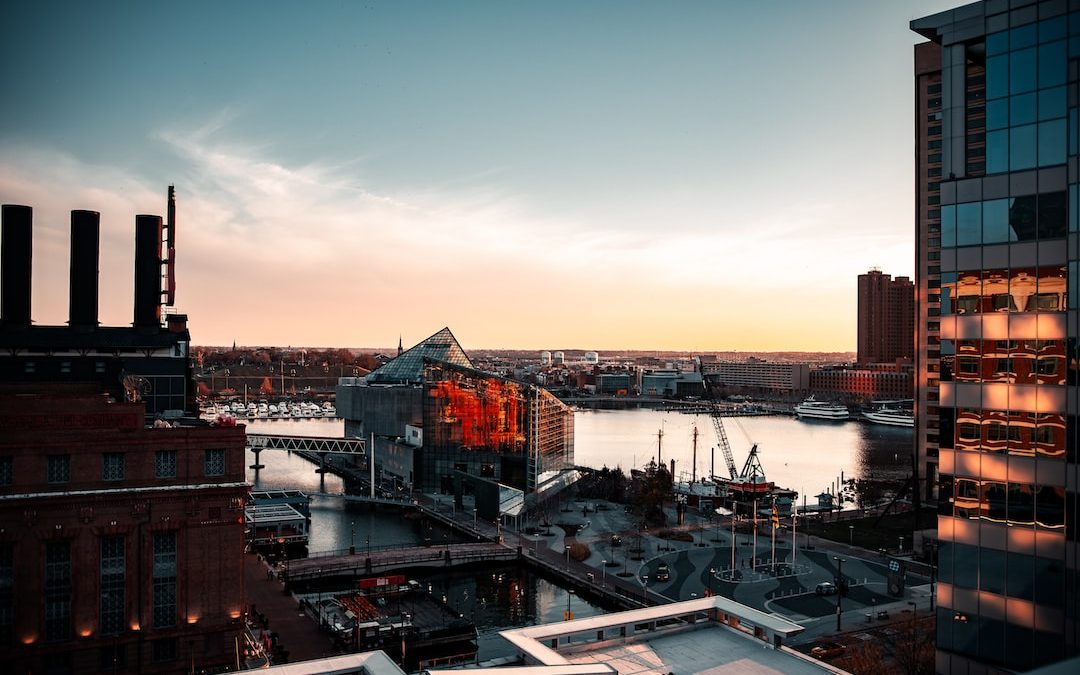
[244,553,339,663]
[511,497,932,646]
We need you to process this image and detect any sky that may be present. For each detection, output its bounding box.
[0,0,958,353]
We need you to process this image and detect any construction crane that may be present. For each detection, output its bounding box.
[711,415,739,480]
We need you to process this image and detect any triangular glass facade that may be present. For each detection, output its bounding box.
[364,327,473,384]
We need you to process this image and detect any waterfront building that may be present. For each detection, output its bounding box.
[597,372,634,395]
[640,370,704,397]
[700,359,810,394]
[420,360,574,493]
[809,363,914,403]
[857,269,915,364]
[337,328,574,495]
[911,1,1077,671]
[0,392,248,673]
[0,196,249,673]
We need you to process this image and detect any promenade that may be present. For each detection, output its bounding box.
[415,492,931,647]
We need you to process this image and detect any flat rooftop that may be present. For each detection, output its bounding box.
[565,624,833,675]
[427,597,843,675]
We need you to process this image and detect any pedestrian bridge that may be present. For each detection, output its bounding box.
[247,434,366,455]
[284,542,516,585]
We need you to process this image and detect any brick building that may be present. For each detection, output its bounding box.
[0,192,250,673]
[857,268,915,364]
[0,391,248,673]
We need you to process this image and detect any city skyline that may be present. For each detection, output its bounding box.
[1,1,955,351]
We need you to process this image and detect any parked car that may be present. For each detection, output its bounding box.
[810,642,846,660]
[815,581,837,595]
[655,562,670,582]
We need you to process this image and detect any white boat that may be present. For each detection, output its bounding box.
[862,406,914,427]
[794,396,849,421]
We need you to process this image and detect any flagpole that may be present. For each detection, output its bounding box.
[792,506,797,565]
[770,500,777,573]
[752,498,757,572]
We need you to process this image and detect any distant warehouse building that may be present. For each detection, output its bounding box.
[700,360,810,394]
[640,371,704,398]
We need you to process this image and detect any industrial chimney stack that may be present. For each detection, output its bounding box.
[69,210,100,328]
[133,214,163,329]
[1,204,33,329]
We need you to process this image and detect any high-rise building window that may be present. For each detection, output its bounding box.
[44,541,71,642]
[155,450,177,479]
[152,532,176,628]
[102,453,125,481]
[204,449,225,476]
[46,455,70,484]
[100,536,125,635]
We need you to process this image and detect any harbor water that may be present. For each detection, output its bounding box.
[243,409,912,661]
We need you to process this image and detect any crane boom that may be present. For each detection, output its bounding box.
[711,415,739,479]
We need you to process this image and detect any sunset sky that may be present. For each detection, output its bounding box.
[0,1,956,352]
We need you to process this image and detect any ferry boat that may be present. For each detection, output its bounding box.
[862,404,914,428]
[793,396,850,421]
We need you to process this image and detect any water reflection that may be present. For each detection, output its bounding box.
[572,409,912,504]
[240,411,908,662]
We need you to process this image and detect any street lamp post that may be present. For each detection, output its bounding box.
[848,525,854,546]
[565,545,571,571]
[833,556,846,631]
[708,567,715,597]
[350,521,356,555]
[908,601,918,666]
[601,561,607,587]
[473,508,478,529]
[899,536,904,553]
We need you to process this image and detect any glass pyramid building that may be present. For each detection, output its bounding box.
[364,327,473,385]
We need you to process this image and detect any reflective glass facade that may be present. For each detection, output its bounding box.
[420,360,573,493]
[912,2,1078,671]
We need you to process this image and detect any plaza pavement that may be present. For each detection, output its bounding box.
[518,496,932,646]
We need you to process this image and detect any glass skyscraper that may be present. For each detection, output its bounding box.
[912,1,1077,671]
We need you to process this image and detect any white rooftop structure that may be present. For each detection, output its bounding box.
[426,596,844,675]
[261,651,404,675]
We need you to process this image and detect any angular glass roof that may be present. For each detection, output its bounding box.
[364,327,473,384]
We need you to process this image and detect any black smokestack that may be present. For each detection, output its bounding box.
[133,214,162,329]
[69,210,100,328]
[1,204,33,328]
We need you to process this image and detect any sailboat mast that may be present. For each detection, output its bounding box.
[691,425,698,483]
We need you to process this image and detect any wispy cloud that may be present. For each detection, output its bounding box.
[0,115,907,350]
